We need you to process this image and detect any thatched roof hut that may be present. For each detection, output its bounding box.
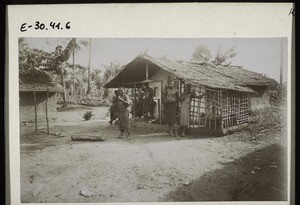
[19,69,63,93]
[19,69,63,133]
[105,55,277,135]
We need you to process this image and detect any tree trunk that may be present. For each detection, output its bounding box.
[72,50,75,98]
[87,38,91,95]
[61,66,66,106]
[71,134,106,141]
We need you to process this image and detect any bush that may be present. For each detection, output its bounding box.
[83,111,94,121]
[238,106,285,137]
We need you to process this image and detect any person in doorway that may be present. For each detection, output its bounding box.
[134,88,144,119]
[179,84,205,137]
[163,79,180,140]
[117,87,132,140]
[142,83,154,120]
[109,90,119,125]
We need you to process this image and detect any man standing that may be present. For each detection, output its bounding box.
[142,83,154,119]
[109,90,119,125]
[131,88,144,119]
[163,79,180,140]
[117,87,132,140]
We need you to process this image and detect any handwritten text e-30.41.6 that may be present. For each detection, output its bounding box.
[20,21,71,32]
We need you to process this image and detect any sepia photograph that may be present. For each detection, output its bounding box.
[18,37,288,203]
[6,3,294,205]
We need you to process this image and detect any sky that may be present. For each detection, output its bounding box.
[24,38,287,82]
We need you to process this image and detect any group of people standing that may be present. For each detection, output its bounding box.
[164,79,205,140]
[109,79,205,141]
[109,83,155,140]
[132,83,155,120]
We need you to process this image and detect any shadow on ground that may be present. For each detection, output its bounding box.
[163,143,287,201]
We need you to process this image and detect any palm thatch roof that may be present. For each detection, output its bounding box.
[105,55,277,93]
[19,69,63,92]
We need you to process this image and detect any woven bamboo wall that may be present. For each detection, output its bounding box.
[184,83,250,131]
[221,90,249,129]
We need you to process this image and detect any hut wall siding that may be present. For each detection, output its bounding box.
[149,69,169,88]
[249,86,270,110]
[20,92,58,123]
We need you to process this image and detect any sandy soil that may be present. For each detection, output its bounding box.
[20,106,287,203]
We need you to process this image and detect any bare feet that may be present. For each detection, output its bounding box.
[117,131,124,139]
[125,136,133,142]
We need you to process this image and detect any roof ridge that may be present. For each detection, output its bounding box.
[105,55,277,91]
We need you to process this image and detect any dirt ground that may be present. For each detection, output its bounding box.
[20,105,288,203]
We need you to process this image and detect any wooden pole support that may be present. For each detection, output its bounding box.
[33,91,37,132]
[46,90,50,135]
[146,62,149,80]
[134,83,136,119]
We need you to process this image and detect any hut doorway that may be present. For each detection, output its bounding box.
[148,81,162,121]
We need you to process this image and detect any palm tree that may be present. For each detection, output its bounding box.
[86,38,92,95]
[53,38,76,106]
[51,38,88,105]
[71,39,88,99]
[72,50,75,98]
[213,46,237,66]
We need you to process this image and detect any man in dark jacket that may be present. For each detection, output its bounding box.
[142,83,154,119]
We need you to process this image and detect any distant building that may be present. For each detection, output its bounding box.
[105,55,277,135]
[19,69,63,124]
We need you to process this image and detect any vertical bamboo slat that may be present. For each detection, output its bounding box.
[192,86,196,127]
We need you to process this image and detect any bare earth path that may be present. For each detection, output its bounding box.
[20,106,287,203]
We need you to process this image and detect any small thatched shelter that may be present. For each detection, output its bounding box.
[19,69,63,132]
[105,54,277,135]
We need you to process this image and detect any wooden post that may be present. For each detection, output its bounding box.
[46,90,50,135]
[204,89,207,129]
[158,99,161,124]
[279,37,284,99]
[33,91,37,132]
[161,81,164,124]
[192,88,195,128]
[146,62,149,80]
[134,83,136,119]
[280,37,284,86]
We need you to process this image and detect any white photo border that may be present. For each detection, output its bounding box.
[7,3,294,205]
